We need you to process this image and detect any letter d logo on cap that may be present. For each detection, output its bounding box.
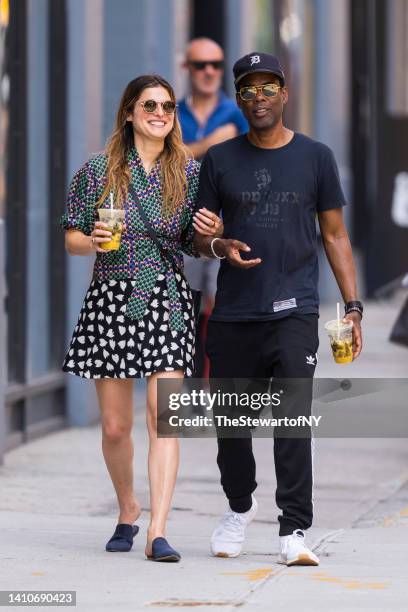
[250,55,260,66]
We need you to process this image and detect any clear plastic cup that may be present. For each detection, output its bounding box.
[324,319,354,364]
[97,208,125,251]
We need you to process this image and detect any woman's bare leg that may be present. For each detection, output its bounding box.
[145,370,183,556]
[95,378,141,525]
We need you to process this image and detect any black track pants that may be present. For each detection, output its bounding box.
[206,314,319,536]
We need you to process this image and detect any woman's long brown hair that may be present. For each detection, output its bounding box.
[98,75,189,216]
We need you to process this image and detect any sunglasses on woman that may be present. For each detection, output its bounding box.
[139,100,177,114]
[238,83,282,101]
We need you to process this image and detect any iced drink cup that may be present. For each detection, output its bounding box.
[324,319,354,364]
[97,208,125,250]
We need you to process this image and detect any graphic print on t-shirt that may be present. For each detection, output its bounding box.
[237,167,302,230]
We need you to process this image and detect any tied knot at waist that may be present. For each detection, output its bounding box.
[124,233,183,271]
[117,232,186,330]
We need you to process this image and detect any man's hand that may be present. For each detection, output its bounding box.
[344,312,363,360]
[215,239,262,269]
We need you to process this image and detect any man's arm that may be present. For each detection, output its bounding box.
[318,208,357,302]
[318,207,362,359]
[188,124,238,160]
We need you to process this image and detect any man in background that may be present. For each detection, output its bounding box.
[179,37,248,377]
[178,37,248,159]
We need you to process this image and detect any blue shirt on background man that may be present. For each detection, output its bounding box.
[178,91,248,143]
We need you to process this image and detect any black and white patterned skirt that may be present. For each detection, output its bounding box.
[62,273,196,379]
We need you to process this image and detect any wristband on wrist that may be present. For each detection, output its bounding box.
[210,237,226,259]
[344,300,363,318]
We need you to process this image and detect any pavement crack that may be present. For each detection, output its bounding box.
[352,470,408,528]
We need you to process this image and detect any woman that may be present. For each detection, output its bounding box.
[60,75,222,562]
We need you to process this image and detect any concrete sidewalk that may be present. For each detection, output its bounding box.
[0,431,407,611]
[0,300,407,611]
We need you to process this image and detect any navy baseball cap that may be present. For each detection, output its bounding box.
[233,52,285,88]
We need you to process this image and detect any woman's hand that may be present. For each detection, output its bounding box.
[90,221,114,252]
[65,222,127,256]
[193,208,223,237]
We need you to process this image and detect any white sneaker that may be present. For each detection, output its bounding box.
[211,496,258,558]
[278,529,319,566]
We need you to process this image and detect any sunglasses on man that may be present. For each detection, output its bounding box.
[238,83,282,101]
[189,60,224,71]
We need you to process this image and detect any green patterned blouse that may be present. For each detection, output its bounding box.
[60,147,200,331]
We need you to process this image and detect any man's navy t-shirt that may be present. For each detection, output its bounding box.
[196,133,347,321]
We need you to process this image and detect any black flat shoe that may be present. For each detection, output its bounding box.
[147,537,181,562]
[105,523,139,552]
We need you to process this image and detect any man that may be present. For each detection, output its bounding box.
[179,37,248,377]
[178,37,248,160]
[194,52,363,566]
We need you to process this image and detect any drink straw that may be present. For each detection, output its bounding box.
[336,302,340,341]
[110,191,114,213]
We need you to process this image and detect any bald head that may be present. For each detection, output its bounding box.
[184,38,224,97]
[185,38,224,63]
